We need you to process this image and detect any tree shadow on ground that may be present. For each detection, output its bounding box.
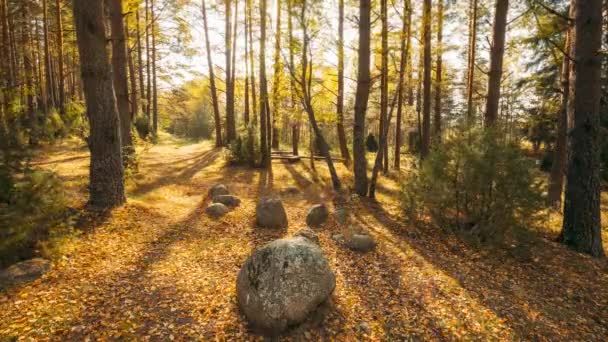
[131,148,221,197]
[62,198,212,339]
[357,200,608,340]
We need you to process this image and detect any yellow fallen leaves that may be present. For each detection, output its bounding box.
[1,136,606,341]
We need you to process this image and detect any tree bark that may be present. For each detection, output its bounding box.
[109,0,134,159]
[55,0,65,115]
[561,0,605,258]
[288,0,298,156]
[299,0,341,190]
[420,0,432,158]
[548,17,572,208]
[136,7,146,122]
[433,0,444,139]
[225,0,236,142]
[243,0,250,125]
[395,0,412,171]
[466,0,478,122]
[394,0,411,170]
[259,0,270,167]
[336,0,350,165]
[485,0,509,127]
[145,0,152,127]
[353,0,371,196]
[202,0,223,147]
[271,0,282,149]
[22,4,36,145]
[380,0,389,173]
[73,0,126,208]
[151,0,158,136]
[126,16,139,121]
[42,0,55,109]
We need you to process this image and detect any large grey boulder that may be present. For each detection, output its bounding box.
[208,184,230,198]
[236,235,335,334]
[213,194,241,207]
[0,258,51,288]
[306,204,329,227]
[256,197,288,229]
[206,203,230,218]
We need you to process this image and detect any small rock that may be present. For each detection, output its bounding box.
[256,197,288,229]
[294,228,319,245]
[213,194,241,207]
[306,204,329,227]
[0,258,51,288]
[208,184,229,198]
[334,207,349,224]
[205,203,229,218]
[331,234,345,244]
[347,234,376,252]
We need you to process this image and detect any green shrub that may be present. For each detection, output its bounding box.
[401,127,545,244]
[0,169,68,267]
[225,125,259,166]
[135,115,150,139]
[366,133,379,152]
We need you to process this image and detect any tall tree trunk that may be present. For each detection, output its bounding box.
[353,0,371,196]
[55,0,65,115]
[243,0,250,125]
[247,0,257,121]
[126,16,139,121]
[73,0,126,208]
[22,4,36,145]
[484,0,509,127]
[335,0,349,165]
[230,0,238,100]
[420,0,432,158]
[394,0,411,169]
[561,0,605,258]
[136,7,146,121]
[466,0,478,122]
[288,0,298,156]
[548,17,572,208]
[202,0,223,147]
[299,0,341,190]
[380,0,389,173]
[259,0,270,167]
[225,0,236,142]
[109,0,134,160]
[42,0,55,109]
[433,0,444,139]
[151,0,158,136]
[271,0,282,149]
[145,0,152,127]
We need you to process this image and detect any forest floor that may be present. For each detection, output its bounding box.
[1,134,607,341]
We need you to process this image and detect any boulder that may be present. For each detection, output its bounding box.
[209,184,230,198]
[347,234,376,252]
[206,203,230,218]
[256,197,288,229]
[213,194,241,207]
[306,204,329,227]
[0,258,51,288]
[236,236,336,334]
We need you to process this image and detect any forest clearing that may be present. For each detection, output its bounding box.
[2,0,608,340]
[0,135,607,340]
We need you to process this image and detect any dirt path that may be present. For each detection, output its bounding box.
[1,136,607,340]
